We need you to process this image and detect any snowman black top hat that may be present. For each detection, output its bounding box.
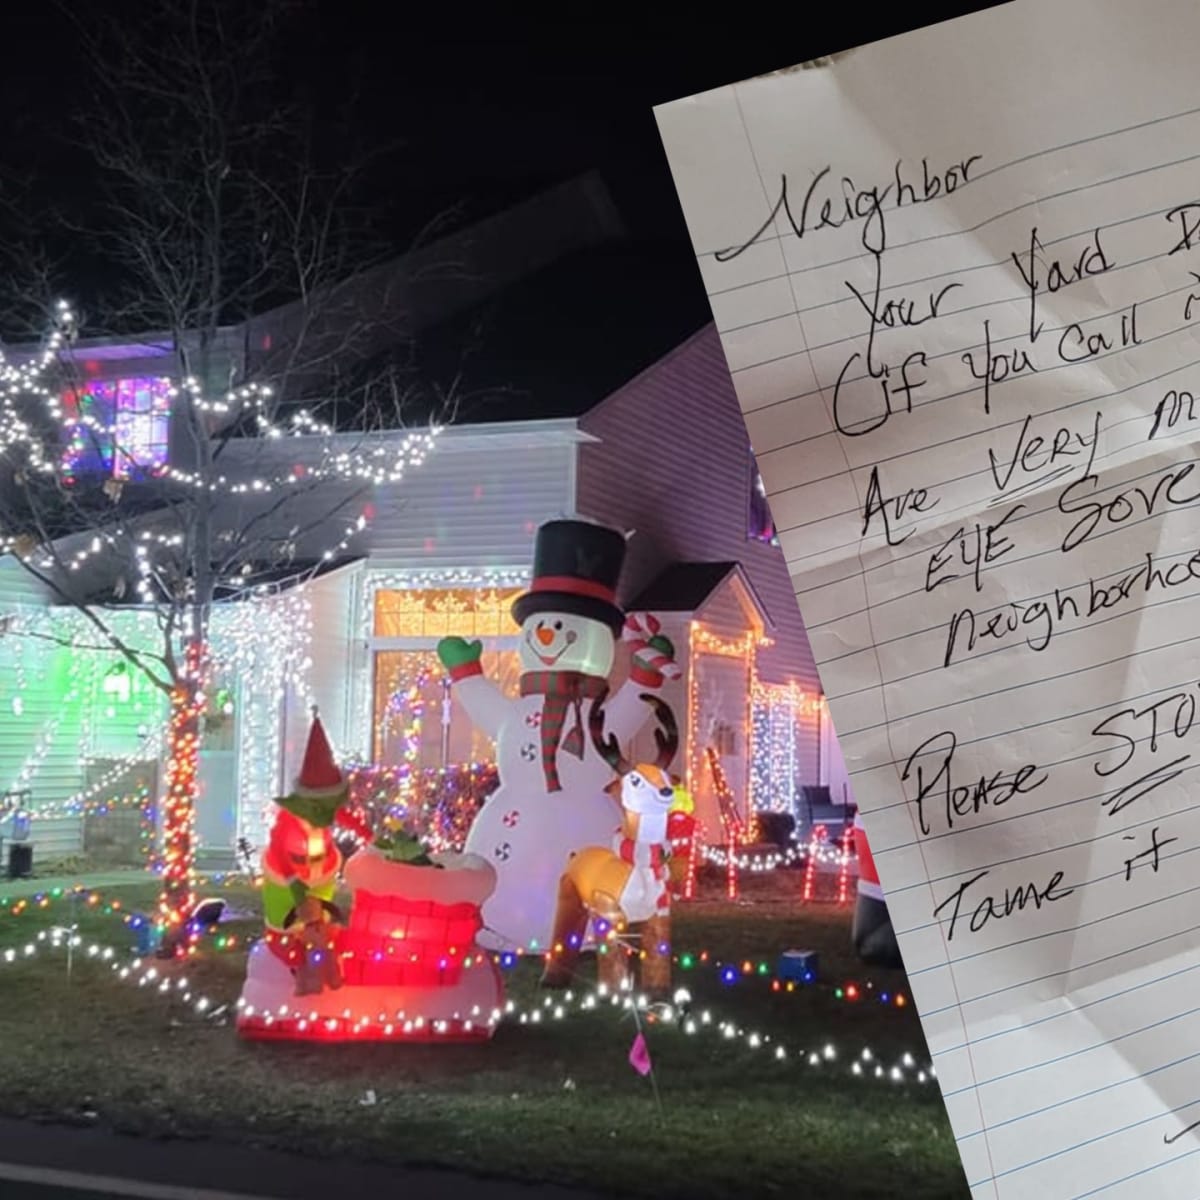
[511,519,627,635]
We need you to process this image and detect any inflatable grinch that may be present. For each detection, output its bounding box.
[438,519,679,952]
[238,711,504,1042]
[260,710,369,962]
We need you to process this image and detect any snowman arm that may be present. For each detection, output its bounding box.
[602,677,659,744]
[449,670,511,740]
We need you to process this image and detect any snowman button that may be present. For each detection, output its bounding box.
[520,743,537,761]
[524,711,542,728]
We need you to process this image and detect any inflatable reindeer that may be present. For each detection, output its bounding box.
[541,693,678,997]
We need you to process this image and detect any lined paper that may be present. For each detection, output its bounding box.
[656,3,1200,1197]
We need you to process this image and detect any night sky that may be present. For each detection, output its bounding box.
[1,4,995,265]
[0,2,995,415]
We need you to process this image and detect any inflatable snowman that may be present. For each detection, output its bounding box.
[437,519,678,953]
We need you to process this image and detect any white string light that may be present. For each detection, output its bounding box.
[0,302,442,585]
[1,924,936,1090]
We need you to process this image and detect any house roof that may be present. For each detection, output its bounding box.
[627,561,732,612]
[412,240,713,424]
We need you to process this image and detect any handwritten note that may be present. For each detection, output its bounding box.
[656,3,1200,1197]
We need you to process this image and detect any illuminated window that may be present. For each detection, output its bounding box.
[748,458,778,545]
[61,377,172,481]
[373,587,524,638]
[370,586,526,769]
[372,648,522,767]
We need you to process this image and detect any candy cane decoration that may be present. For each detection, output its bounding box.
[623,614,682,679]
[684,821,702,901]
[836,826,852,904]
[802,824,827,903]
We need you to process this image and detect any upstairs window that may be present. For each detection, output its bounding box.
[61,377,172,482]
[748,458,778,545]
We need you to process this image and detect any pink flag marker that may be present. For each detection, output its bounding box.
[629,1032,652,1076]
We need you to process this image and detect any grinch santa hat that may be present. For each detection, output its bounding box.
[276,709,349,827]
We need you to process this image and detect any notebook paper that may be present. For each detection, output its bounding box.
[655,3,1200,1197]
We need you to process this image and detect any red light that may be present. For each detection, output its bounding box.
[157,641,204,951]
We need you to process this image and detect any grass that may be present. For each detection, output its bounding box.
[0,871,970,1199]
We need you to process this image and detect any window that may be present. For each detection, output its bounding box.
[748,458,778,544]
[370,585,527,768]
[61,377,172,482]
[372,648,523,768]
[373,587,524,638]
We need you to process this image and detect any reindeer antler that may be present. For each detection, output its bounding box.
[588,690,630,774]
[639,693,679,769]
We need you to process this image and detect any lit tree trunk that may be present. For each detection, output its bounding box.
[155,360,218,954]
[157,639,205,953]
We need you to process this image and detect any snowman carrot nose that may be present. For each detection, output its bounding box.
[536,626,555,646]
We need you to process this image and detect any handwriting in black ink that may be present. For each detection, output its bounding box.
[1166,204,1200,256]
[714,155,983,262]
[962,320,1038,415]
[1058,463,1200,552]
[846,278,962,333]
[1102,756,1190,816]
[925,503,1024,594]
[1011,227,1113,344]
[1122,825,1178,881]
[1149,389,1199,440]
[1184,272,1200,321]
[1056,304,1140,365]
[860,465,940,545]
[1091,684,1198,778]
[989,410,1101,493]
[1164,1116,1200,1145]
[901,730,1048,837]
[933,867,1073,941]
[832,349,928,438]
[942,550,1200,666]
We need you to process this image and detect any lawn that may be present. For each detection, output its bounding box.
[0,871,970,1199]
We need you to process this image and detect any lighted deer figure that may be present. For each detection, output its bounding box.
[541,692,679,997]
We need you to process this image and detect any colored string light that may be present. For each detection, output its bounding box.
[0,932,931,1086]
[157,642,203,951]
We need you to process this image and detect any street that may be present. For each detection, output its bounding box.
[0,1118,607,1200]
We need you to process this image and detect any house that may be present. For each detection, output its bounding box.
[0,176,855,870]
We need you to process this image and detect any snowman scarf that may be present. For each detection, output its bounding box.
[519,671,609,792]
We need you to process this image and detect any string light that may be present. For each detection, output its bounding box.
[750,681,823,816]
[0,888,891,1009]
[353,567,529,759]
[1,581,316,868]
[2,301,446,934]
[157,641,203,950]
[347,761,498,853]
[0,894,932,1088]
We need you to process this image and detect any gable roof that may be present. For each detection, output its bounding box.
[625,561,772,631]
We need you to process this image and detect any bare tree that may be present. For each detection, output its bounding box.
[0,0,455,952]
